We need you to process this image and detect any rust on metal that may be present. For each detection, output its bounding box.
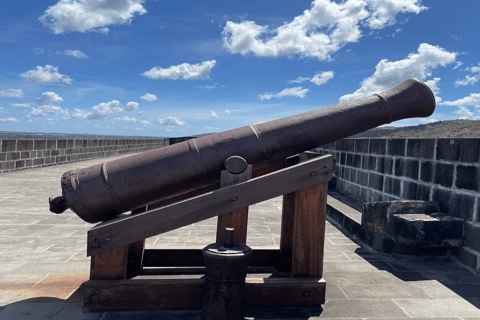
[51,79,435,223]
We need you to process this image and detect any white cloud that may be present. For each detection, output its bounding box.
[209,110,219,118]
[365,0,427,29]
[470,63,480,73]
[455,75,480,87]
[224,110,231,114]
[158,116,186,126]
[37,91,63,106]
[424,77,442,103]
[0,89,23,98]
[222,0,427,60]
[114,115,150,126]
[339,43,456,102]
[259,87,309,100]
[20,65,72,84]
[419,117,438,124]
[202,83,217,89]
[0,107,4,111]
[453,61,463,70]
[125,101,139,111]
[441,93,480,107]
[0,117,19,123]
[140,93,157,101]
[73,100,123,120]
[30,91,69,117]
[290,77,310,84]
[311,71,334,85]
[142,60,217,80]
[33,48,44,55]
[454,106,473,119]
[10,103,30,108]
[56,49,88,59]
[39,0,147,34]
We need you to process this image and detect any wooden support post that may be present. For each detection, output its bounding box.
[280,152,319,274]
[127,206,147,276]
[216,165,252,244]
[291,179,328,277]
[90,246,128,280]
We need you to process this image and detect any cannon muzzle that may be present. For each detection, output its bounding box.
[51,79,435,223]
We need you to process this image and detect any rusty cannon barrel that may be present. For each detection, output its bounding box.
[49,79,435,223]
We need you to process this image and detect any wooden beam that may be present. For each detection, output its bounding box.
[142,248,279,267]
[291,181,328,277]
[216,165,252,244]
[84,277,325,310]
[87,155,333,256]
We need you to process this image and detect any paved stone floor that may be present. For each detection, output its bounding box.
[1,155,480,319]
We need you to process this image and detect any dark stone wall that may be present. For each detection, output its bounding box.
[315,138,480,273]
[0,137,192,174]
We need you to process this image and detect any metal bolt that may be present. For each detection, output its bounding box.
[303,290,310,297]
[310,171,317,176]
[316,288,322,293]
[106,236,113,241]
[100,296,108,301]
[231,196,238,201]
[92,243,99,248]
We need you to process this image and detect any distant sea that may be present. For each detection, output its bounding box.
[0,131,167,140]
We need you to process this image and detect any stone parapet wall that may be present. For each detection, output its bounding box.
[0,138,173,174]
[315,138,480,272]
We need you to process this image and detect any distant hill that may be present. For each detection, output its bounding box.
[350,120,480,139]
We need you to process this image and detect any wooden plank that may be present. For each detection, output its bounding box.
[142,248,279,267]
[216,165,252,244]
[84,277,325,310]
[291,181,328,277]
[127,207,147,276]
[89,246,128,280]
[88,155,333,256]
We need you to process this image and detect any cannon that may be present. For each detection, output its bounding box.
[49,79,435,223]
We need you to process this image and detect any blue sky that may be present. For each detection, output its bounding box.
[0,0,479,137]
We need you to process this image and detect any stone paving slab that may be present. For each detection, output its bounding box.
[1,154,480,319]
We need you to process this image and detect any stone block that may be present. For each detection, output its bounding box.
[340,152,346,165]
[464,222,480,252]
[0,152,5,161]
[372,191,386,202]
[357,170,369,186]
[354,154,361,167]
[436,138,480,163]
[74,139,83,148]
[67,139,74,148]
[454,247,479,271]
[45,156,55,165]
[33,158,45,166]
[420,161,433,183]
[51,149,60,156]
[25,159,33,167]
[406,139,435,159]
[346,153,353,166]
[402,181,418,200]
[2,139,16,152]
[377,156,392,175]
[388,139,406,157]
[368,172,384,191]
[355,139,369,153]
[20,151,29,159]
[384,176,401,196]
[350,168,357,183]
[361,155,369,169]
[456,165,478,191]
[82,140,88,148]
[369,139,386,155]
[405,159,419,180]
[46,139,57,149]
[34,140,46,150]
[416,184,431,201]
[368,156,376,171]
[15,160,25,169]
[16,139,33,151]
[337,139,355,151]
[7,161,14,169]
[56,155,66,163]
[57,139,67,149]
[391,212,463,247]
[44,150,51,157]
[394,158,404,177]
[342,167,351,180]
[433,189,475,220]
[434,162,454,188]
[7,152,20,161]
